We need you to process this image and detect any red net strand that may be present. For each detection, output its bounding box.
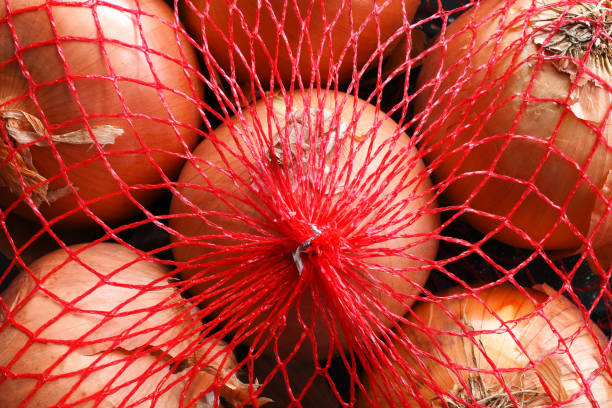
[1,0,611,407]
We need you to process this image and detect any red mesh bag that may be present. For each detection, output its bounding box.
[0,0,611,407]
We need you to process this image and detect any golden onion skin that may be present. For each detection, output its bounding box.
[414,0,612,251]
[0,0,202,229]
[357,284,612,407]
[0,243,198,407]
[0,243,259,407]
[180,0,419,87]
[170,91,439,360]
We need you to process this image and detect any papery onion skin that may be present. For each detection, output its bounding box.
[169,90,439,360]
[357,284,612,407]
[0,243,252,407]
[414,0,612,251]
[180,0,419,87]
[0,0,203,229]
[0,243,198,407]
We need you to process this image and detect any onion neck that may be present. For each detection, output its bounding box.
[530,1,612,124]
[429,337,561,407]
[254,98,350,196]
[0,110,50,205]
[437,372,546,408]
[0,108,122,206]
[269,100,347,168]
[533,1,612,81]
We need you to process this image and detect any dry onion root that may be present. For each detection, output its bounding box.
[0,0,203,229]
[414,0,612,255]
[179,0,420,87]
[0,243,268,407]
[169,90,439,360]
[357,284,612,407]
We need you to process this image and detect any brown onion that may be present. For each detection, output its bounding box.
[358,283,612,407]
[0,0,203,228]
[414,0,612,252]
[169,90,439,360]
[0,243,265,407]
[180,0,419,87]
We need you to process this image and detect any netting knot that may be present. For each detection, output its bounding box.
[292,225,322,275]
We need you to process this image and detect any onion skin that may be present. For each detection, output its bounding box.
[357,284,612,407]
[0,243,265,407]
[180,0,419,87]
[0,243,203,407]
[0,0,202,229]
[414,0,612,251]
[169,90,439,360]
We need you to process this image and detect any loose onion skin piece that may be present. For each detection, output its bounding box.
[180,0,419,87]
[0,0,203,229]
[357,284,612,407]
[0,243,260,407]
[414,0,612,251]
[169,90,439,360]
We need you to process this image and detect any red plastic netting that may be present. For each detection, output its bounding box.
[0,0,611,406]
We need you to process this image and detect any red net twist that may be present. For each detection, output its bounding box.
[0,0,611,407]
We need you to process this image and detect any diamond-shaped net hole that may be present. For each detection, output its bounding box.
[0,0,610,407]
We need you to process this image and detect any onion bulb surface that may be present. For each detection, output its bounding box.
[414,0,612,252]
[180,0,419,87]
[0,243,264,407]
[170,90,439,360]
[358,283,612,407]
[0,0,202,228]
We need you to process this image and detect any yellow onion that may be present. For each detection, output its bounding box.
[180,0,419,87]
[169,90,439,360]
[0,243,266,407]
[358,283,612,407]
[0,0,203,229]
[414,0,612,252]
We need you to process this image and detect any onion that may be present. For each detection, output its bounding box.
[179,0,419,87]
[358,283,612,407]
[0,243,266,407]
[414,0,612,252]
[169,90,439,360]
[0,0,203,229]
